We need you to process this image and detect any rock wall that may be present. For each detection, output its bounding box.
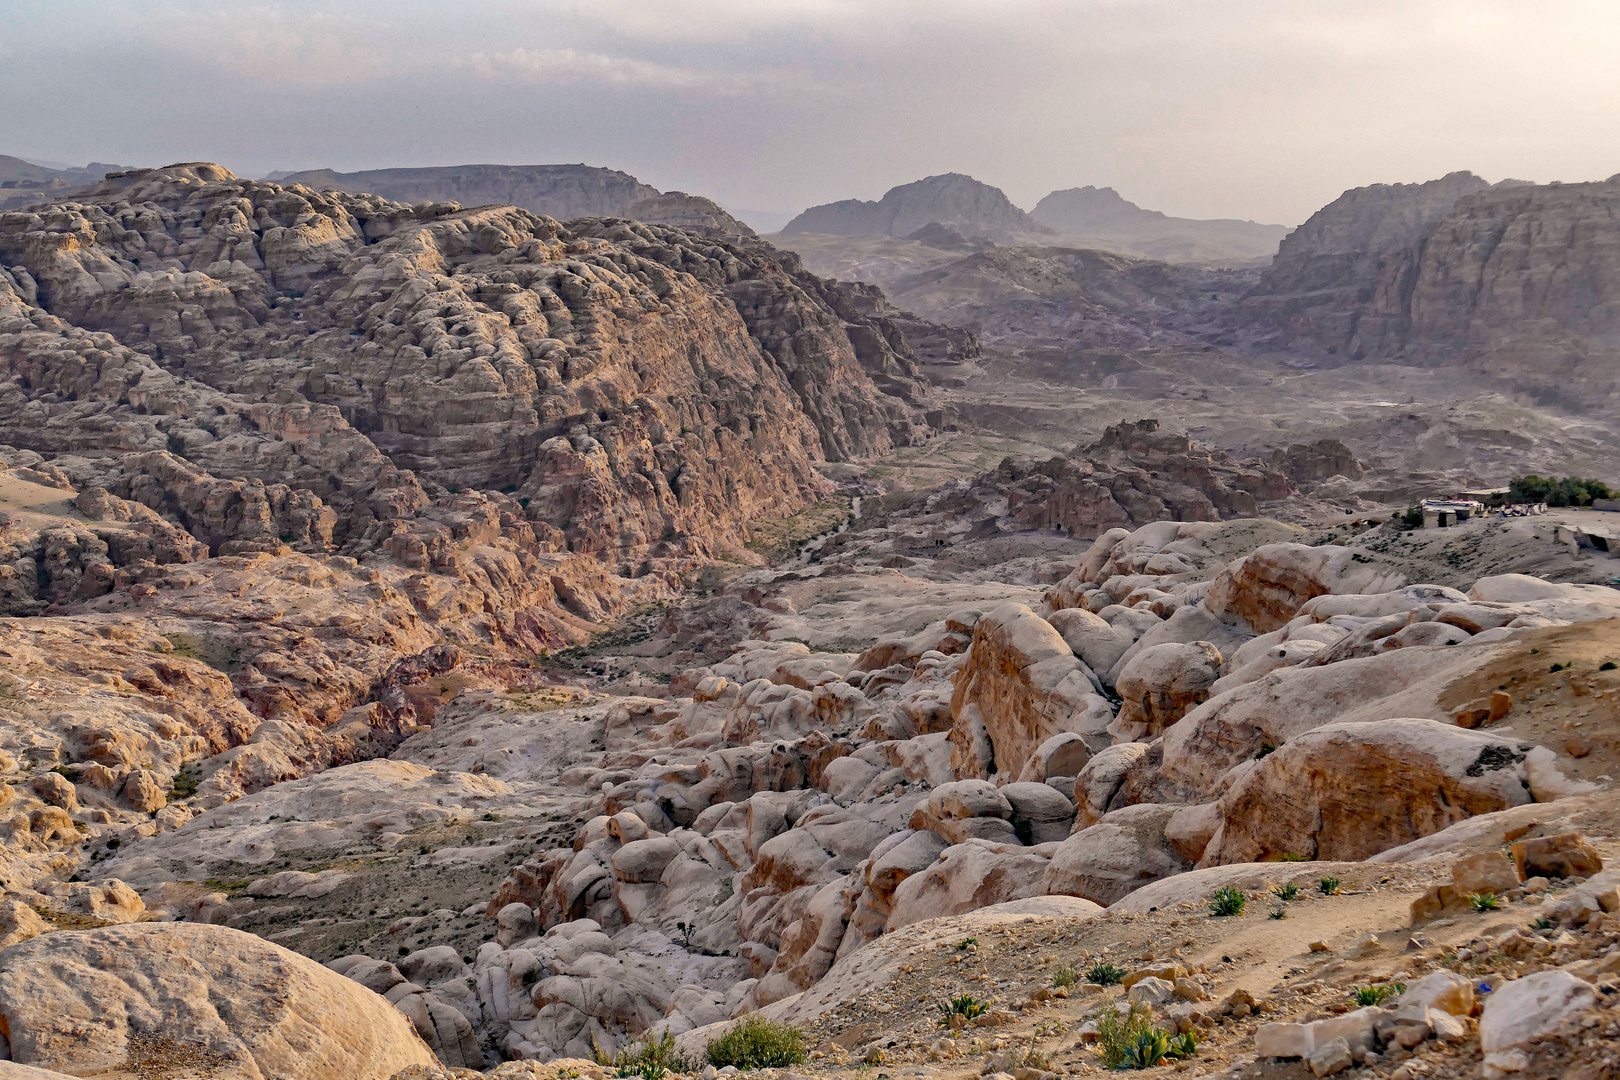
[1241,171,1620,405]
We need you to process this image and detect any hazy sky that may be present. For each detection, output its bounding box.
[3,0,1617,225]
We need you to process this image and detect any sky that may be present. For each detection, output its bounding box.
[3,0,1618,227]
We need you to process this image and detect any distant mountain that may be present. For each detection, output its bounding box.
[271,163,756,238]
[0,156,138,210]
[782,173,1054,243]
[1030,186,1289,267]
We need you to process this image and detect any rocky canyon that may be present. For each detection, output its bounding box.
[0,156,1617,1080]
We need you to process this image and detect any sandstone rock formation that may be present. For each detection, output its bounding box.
[0,922,435,1078]
[1242,171,1620,406]
[273,164,756,239]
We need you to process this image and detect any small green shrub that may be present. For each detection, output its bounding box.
[1269,908,1288,920]
[1086,962,1128,986]
[1533,916,1553,930]
[936,994,987,1025]
[1052,963,1080,988]
[1601,661,1617,671]
[956,936,979,950]
[705,1015,807,1070]
[1095,1001,1156,1069]
[171,763,199,799]
[1210,886,1247,917]
[1550,662,1566,673]
[1469,892,1501,912]
[1254,743,1276,760]
[604,1030,697,1079]
[1279,853,1309,862]
[1319,877,1342,896]
[1351,982,1404,1007]
[1272,882,1300,901]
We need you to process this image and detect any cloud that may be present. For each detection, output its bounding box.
[160,5,399,88]
[458,46,779,93]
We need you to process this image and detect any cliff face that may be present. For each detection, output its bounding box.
[272,163,756,239]
[782,173,1053,243]
[1239,172,1620,407]
[0,164,935,559]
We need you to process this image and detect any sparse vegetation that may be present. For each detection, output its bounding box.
[1352,982,1404,1006]
[956,936,979,950]
[1469,892,1501,912]
[1052,963,1080,988]
[1086,962,1128,986]
[1269,908,1288,919]
[1319,877,1342,895]
[600,1030,696,1080]
[171,763,199,800]
[1210,886,1247,917]
[1533,916,1553,930]
[705,1016,806,1070]
[1272,882,1300,901]
[1095,1002,1197,1069]
[936,994,988,1025]
[1279,853,1309,862]
[1601,661,1618,671]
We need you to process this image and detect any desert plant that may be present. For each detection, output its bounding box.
[1087,962,1128,986]
[705,1016,807,1070]
[1095,1001,1156,1069]
[674,920,695,948]
[936,994,988,1026]
[1601,661,1617,671]
[605,1030,697,1079]
[1210,886,1246,917]
[1279,853,1309,862]
[1052,963,1080,988]
[171,763,199,799]
[956,936,979,950]
[1269,908,1288,919]
[1272,882,1300,901]
[1469,892,1501,912]
[1533,916,1554,930]
[1351,982,1404,1007]
[1319,877,1342,896]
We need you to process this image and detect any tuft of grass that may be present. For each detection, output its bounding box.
[1319,877,1342,896]
[936,994,988,1026]
[1210,886,1247,917]
[1269,908,1288,919]
[605,1030,696,1080]
[1280,853,1309,862]
[1351,982,1404,1007]
[705,1016,807,1070]
[1550,662,1567,673]
[1469,892,1500,912]
[1601,661,1617,671]
[1052,963,1080,989]
[1272,882,1300,901]
[1096,1004,1198,1070]
[1533,916,1553,930]
[1086,962,1128,986]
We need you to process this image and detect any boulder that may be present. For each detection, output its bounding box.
[949,603,1113,780]
[1512,832,1603,880]
[0,923,435,1079]
[1044,608,1131,676]
[1041,804,1190,906]
[1478,971,1597,1079]
[1205,719,1533,864]
[1205,543,1404,634]
[122,769,167,813]
[1016,732,1091,784]
[1111,642,1222,739]
[887,841,1052,929]
[0,900,50,949]
[999,782,1076,845]
[1071,743,1151,831]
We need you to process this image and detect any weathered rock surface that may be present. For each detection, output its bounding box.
[0,922,435,1078]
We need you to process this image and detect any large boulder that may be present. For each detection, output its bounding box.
[887,840,1052,929]
[948,603,1113,780]
[0,923,435,1079]
[1040,804,1191,906]
[1204,543,1404,634]
[1203,718,1535,864]
[1045,608,1132,676]
[1111,642,1223,740]
[1000,782,1076,844]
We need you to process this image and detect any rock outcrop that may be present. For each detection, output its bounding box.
[0,922,436,1078]
[1242,171,1620,406]
[272,163,756,238]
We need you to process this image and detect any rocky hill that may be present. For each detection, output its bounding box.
[0,156,137,212]
[272,163,756,238]
[1030,186,1289,266]
[1241,171,1620,407]
[782,173,1054,243]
